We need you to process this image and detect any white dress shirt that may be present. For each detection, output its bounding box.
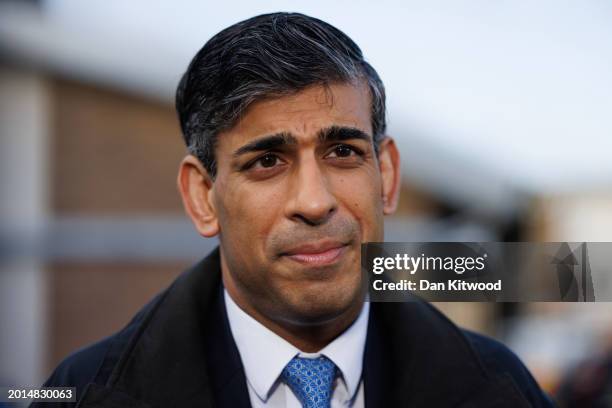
[224,290,369,408]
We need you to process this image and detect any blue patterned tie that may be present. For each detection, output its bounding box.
[282,356,337,408]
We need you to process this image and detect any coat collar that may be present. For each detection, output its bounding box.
[78,248,530,407]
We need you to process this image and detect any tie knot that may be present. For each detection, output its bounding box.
[282,356,337,408]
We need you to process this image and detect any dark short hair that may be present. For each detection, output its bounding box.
[175,12,386,178]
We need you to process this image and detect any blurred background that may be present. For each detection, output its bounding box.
[1,0,611,406]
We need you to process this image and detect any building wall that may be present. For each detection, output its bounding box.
[46,79,191,372]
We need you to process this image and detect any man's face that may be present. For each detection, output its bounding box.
[210,82,390,326]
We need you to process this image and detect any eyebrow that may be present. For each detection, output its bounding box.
[317,126,372,144]
[233,132,298,157]
[232,126,372,158]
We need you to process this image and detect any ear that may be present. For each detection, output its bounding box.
[377,137,401,215]
[177,155,220,237]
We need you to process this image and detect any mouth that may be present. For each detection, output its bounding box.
[281,241,349,267]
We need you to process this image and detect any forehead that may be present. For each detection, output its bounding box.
[220,82,373,147]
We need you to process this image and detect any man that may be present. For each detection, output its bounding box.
[37,12,554,408]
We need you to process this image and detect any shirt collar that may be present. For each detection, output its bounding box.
[224,289,369,403]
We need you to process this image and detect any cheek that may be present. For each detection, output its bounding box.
[332,170,384,241]
[217,181,285,246]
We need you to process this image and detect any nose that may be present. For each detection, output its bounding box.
[285,155,337,226]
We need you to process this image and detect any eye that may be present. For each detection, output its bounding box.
[257,153,279,168]
[327,144,363,158]
[246,153,285,171]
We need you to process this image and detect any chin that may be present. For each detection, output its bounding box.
[281,277,365,325]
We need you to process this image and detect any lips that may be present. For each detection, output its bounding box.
[281,241,348,266]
